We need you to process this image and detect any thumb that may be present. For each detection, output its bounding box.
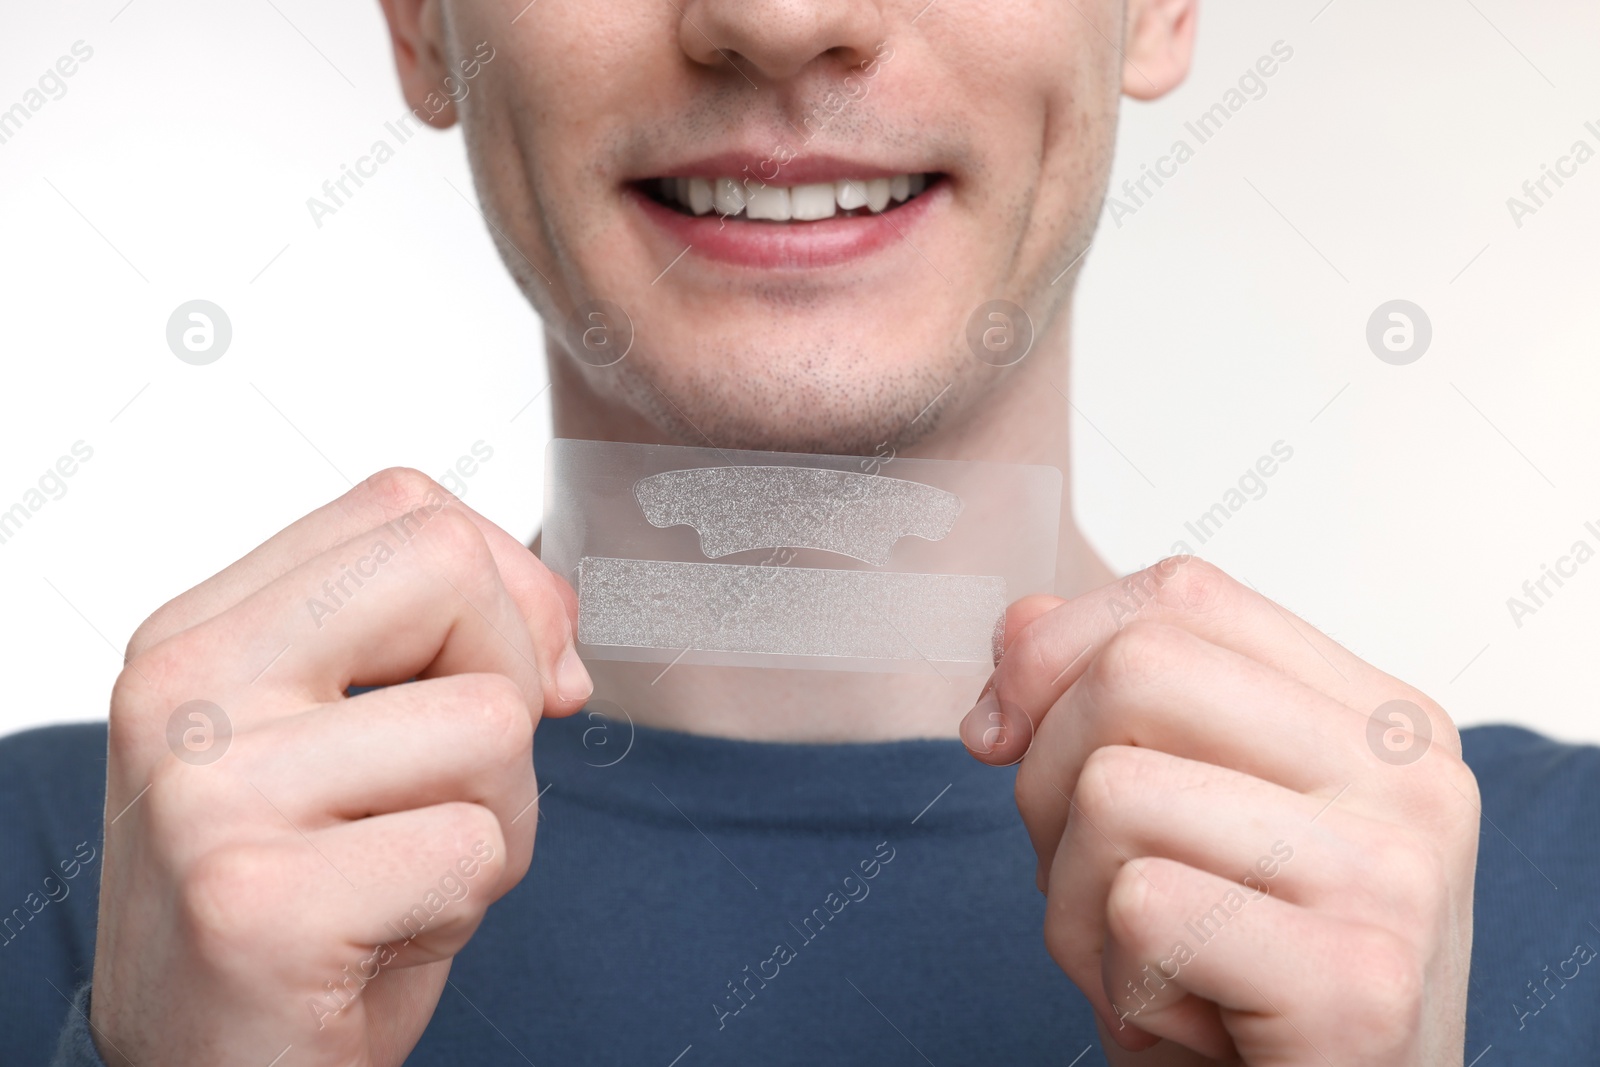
[1000,594,1067,660]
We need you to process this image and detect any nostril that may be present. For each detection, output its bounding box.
[672,0,888,85]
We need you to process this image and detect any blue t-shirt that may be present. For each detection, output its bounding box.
[4,714,1598,1065]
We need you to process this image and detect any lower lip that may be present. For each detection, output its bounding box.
[626,181,944,271]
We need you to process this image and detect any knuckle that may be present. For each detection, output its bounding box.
[118,635,194,705]
[453,673,534,752]
[1363,833,1448,929]
[1413,753,1482,845]
[125,604,179,664]
[1092,622,1185,698]
[1380,731,1478,830]
[181,846,282,965]
[1347,926,1425,1043]
[1383,693,1463,765]
[360,466,451,517]
[1152,556,1232,618]
[126,583,210,663]
[416,507,492,572]
[1073,745,1147,822]
[434,801,505,867]
[1103,859,1164,950]
[143,755,224,842]
[107,665,158,758]
[1008,618,1055,683]
[109,638,210,758]
[1437,753,1480,814]
[1428,706,1465,762]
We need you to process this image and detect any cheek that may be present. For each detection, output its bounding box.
[932,0,1116,122]
[916,5,1118,255]
[458,8,694,297]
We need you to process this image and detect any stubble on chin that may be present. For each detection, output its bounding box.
[579,332,993,456]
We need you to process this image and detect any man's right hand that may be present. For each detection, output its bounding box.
[89,468,591,1067]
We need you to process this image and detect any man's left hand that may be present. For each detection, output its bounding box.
[961,556,1479,1065]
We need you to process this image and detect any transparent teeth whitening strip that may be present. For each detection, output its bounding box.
[541,439,1061,675]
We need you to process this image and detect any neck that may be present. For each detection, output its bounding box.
[542,309,1111,742]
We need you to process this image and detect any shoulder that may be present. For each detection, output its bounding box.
[1461,720,1600,771]
[0,721,109,764]
[1460,722,1599,887]
[0,723,109,813]
[0,725,108,1058]
[0,723,108,864]
[1461,723,1600,826]
[1459,724,1600,1054]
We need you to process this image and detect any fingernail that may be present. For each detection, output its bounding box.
[960,689,1003,755]
[556,645,592,704]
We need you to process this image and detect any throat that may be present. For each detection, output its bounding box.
[586,660,981,743]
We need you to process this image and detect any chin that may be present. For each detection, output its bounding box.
[591,331,978,456]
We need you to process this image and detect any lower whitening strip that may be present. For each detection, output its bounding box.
[578,557,1006,662]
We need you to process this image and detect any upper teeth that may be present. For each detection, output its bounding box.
[661,174,929,220]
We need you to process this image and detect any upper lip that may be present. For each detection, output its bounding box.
[639,151,933,185]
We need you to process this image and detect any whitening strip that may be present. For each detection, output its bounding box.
[634,466,961,565]
[542,440,1060,674]
[578,557,1006,662]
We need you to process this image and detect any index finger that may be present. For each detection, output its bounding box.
[964,556,1438,765]
[128,467,577,660]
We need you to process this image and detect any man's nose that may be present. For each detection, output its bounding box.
[676,0,887,84]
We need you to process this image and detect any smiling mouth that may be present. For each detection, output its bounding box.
[640,173,942,221]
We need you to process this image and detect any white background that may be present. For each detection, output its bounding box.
[1,0,1595,742]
